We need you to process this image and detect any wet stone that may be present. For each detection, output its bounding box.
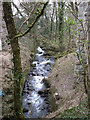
[31,71,35,75]
[23,90,29,94]
[38,91,44,95]
[23,108,29,112]
[27,87,33,91]
[27,102,31,105]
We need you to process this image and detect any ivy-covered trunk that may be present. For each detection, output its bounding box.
[3,2,24,119]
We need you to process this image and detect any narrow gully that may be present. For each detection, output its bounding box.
[22,46,55,118]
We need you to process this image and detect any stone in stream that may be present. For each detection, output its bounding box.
[41,107,46,110]
[39,93,46,97]
[23,90,29,94]
[27,87,31,91]
[31,72,37,76]
[38,91,44,95]
[23,108,29,112]
[27,86,34,91]
[43,52,51,57]
[38,88,50,97]
[39,52,43,54]
[27,102,31,105]
[44,88,50,94]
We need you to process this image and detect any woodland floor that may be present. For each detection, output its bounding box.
[46,53,87,118]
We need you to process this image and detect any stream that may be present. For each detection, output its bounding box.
[22,46,55,118]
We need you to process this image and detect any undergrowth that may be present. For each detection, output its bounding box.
[60,97,88,119]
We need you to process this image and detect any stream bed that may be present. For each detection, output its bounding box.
[22,46,55,118]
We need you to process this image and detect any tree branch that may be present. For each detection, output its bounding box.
[20,2,30,14]
[18,3,38,33]
[64,3,86,38]
[12,2,23,17]
[15,2,48,38]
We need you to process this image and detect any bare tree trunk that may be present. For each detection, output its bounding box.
[50,3,55,40]
[55,2,58,41]
[58,2,64,52]
[3,2,24,119]
[67,25,71,51]
[85,2,90,117]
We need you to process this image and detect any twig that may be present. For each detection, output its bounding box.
[64,3,86,39]
[12,2,23,17]
[20,2,30,13]
[18,3,38,33]
[15,2,48,38]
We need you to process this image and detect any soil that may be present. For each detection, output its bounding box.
[46,53,87,118]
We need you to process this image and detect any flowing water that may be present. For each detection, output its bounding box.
[22,47,55,118]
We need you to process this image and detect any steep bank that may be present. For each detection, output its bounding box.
[46,53,87,118]
[2,41,34,117]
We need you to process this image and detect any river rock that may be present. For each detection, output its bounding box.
[32,72,37,76]
[39,52,43,54]
[43,53,50,56]
[44,88,50,94]
[23,90,29,94]
[23,108,29,112]
[38,91,47,97]
[31,63,36,67]
[38,91,44,95]
[27,87,33,91]
[27,102,31,105]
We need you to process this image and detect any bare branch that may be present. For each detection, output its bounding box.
[15,2,48,38]
[12,2,23,17]
[20,2,30,14]
[64,3,86,38]
[18,3,38,33]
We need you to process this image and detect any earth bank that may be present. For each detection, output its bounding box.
[44,53,87,118]
[2,40,35,117]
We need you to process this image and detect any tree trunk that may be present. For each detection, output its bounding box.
[50,3,55,40]
[86,2,90,117]
[87,20,90,118]
[58,2,64,52]
[3,2,24,119]
[55,1,58,41]
[67,25,71,51]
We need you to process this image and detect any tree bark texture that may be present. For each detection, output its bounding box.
[3,2,24,119]
[87,2,90,117]
[85,1,90,118]
[58,2,64,52]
